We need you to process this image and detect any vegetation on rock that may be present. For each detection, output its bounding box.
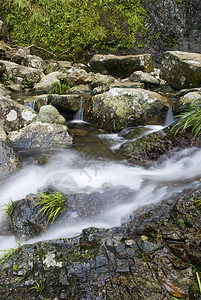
[173,101,201,137]
[35,192,66,227]
[0,0,146,61]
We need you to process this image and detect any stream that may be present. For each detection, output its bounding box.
[0,102,201,253]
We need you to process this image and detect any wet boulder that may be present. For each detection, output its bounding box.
[0,95,37,132]
[88,54,154,77]
[160,51,201,90]
[84,88,168,132]
[8,121,72,150]
[37,105,66,125]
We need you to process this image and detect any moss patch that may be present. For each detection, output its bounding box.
[0,0,147,61]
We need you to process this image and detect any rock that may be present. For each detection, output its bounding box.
[172,89,201,113]
[33,71,64,94]
[88,54,154,77]
[67,84,91,94]
[10,48,30,64]
[65,67,92,86]
[37,105,66,125]
[0,123,21,183]
[8,121,72,149]
[84,88,168,132]
[0,40,5,58]
[129,70,160,88]
[48,93,90,113]
[111,81,145,89]
[0,187,200,299]
[0,95,37,132]
[160,51,201,89]
[0,59,42,90]
[21,55,47,72]
[119,129,174,164]
[0,20,5,39]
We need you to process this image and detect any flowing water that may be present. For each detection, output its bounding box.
[0,108,201,253]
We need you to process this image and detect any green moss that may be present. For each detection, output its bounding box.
[0,0,147,61]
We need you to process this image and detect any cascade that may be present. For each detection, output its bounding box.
[74,97,84,122]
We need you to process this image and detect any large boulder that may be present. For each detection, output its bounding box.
[0,60,42,90]
[33,71,64,94]
[160,51,201,90]
[88,54,154,77]
[84,88,168,132]
[0,95,37,132]
[8,122,72,149]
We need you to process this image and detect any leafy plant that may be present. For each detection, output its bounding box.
[29,280,45,295]
[51,81,70,94]
[1,199,14,223]
[172,101,201,137]
[35,192,65,227]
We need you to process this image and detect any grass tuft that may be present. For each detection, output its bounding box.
[35,192,65,228]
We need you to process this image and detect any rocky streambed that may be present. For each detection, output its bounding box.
[0,32,201,299]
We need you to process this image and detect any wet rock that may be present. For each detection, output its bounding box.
[33,71,64,94]
[9,196,48,241]
[8,122,72,150]
[84,88,168,132]
[48,93,87,112]
[0,95,37,132]
[37,105,66,125]
[160,51,201,90]
[119,129,174,164]
[0,59,42,90]
[88,54,154,77]
[0,188,200,299]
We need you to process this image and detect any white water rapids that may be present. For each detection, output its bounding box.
[0,141,201,252]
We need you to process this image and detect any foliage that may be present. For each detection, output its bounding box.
[29,280,45,295]
[0,0,147,61]
[1,199,14,223]
[51,81,70,94]
[35,192,65,227]
[0,242,21,264]
[172,101,201,137]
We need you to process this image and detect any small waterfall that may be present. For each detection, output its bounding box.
[164,107,174,126]
[24,100,36,111]
[74,97,84,122]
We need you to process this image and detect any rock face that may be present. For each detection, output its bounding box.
[0,188,200,299]
[0,95,37,132]
[88,54,154,77]
[84,88,168,132]
[160,51,201,89]
[8,122,72,149]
